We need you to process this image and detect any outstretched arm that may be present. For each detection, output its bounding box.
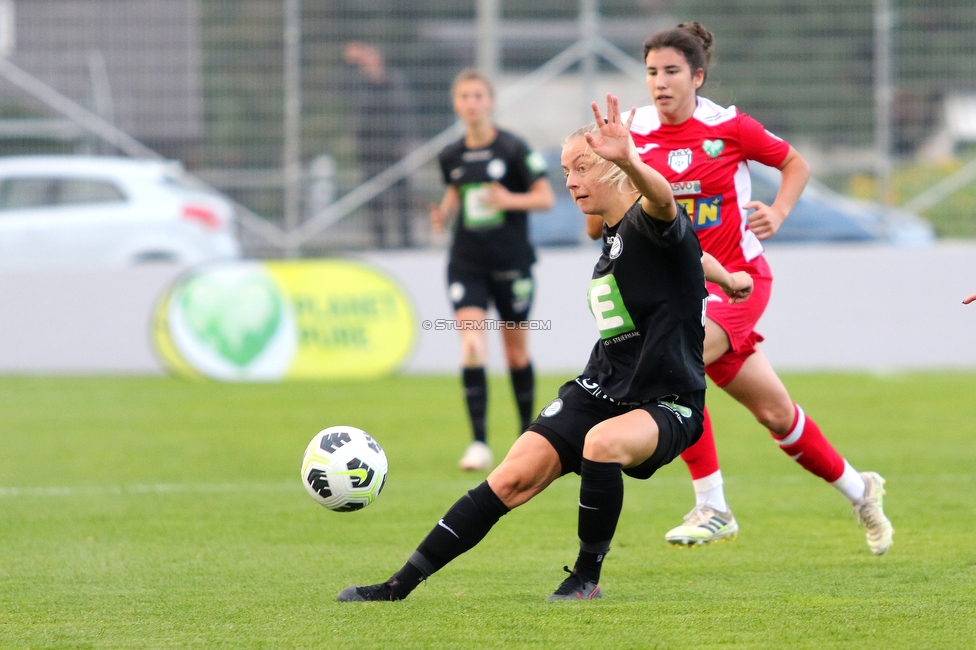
[585,94,676,222]
[701,253,753,304]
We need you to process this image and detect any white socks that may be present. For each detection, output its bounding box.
[692,470,728,512]
[831,461,867,504]
[693,464,865,511]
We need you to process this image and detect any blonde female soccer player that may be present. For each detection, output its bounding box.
[338,95,750,602]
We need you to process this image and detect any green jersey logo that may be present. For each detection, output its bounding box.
[702,139,725,158]
[460,183,504,228]
[587,274,635,339]
[658,400,692,420]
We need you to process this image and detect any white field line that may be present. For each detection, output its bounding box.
[0,482,298,498]
[0,473,966,499]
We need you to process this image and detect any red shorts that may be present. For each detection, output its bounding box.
[704,255,773,387]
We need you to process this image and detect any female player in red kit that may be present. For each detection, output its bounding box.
[624,22,893,554]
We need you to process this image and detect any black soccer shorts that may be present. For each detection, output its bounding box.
[526,378,705,479]
[446,262,534,323]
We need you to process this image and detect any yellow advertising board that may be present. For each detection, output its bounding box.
[153,259,416,380]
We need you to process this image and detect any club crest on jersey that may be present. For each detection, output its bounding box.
[668,148,692,173]
[608,234,623,259]
[541,398,563,417]
[486,158,507,180]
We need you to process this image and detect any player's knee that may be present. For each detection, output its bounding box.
[460,336,488,366]
[582,429,625,464]
[753,400,795,434]
[462,348,485,367]
[487,465,539,507]
[504,348,529,369]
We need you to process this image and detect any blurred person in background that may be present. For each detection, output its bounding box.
[344,41,417,248]
[430,69,554,471]
[628,22,893,554]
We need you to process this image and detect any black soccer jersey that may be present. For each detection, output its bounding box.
[581,201,707,403]
[438,129,548,269]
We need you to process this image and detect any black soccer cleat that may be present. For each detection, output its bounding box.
[547,566,603,601]
[336,579,403,602]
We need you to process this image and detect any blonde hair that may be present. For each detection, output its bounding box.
[451,68,495,99]
[563,123,638,194]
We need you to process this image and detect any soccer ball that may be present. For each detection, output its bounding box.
[301,426,388,512]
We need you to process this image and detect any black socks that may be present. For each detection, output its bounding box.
[384,461,624,598]
[575,458,624,582]
[389,481,510,599]
[462,367,488,443]
[464,363,535,439]
[509,363,535,432]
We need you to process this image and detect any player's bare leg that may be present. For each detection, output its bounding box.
[724,348,892,554]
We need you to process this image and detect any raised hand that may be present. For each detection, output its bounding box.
[584,93,637,166]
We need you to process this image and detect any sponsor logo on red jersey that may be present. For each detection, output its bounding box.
[702,139,725,157]
[671,180,701,196]
[677,196,722,231]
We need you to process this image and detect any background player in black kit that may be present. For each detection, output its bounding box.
[430,68,555,471]
[338,94,752,603]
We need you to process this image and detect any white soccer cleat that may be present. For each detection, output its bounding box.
[664,504,738,547]
[853,471,893,555]
[458,441,493,471]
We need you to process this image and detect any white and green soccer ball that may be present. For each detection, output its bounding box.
[301,426,388,512]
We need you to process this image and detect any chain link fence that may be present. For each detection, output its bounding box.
[0,0,973,254]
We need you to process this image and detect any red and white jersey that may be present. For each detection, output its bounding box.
[630,97,790,269]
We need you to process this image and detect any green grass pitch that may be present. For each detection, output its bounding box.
[0,373,974,649]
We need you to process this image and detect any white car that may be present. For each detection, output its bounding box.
[0,156,240,268]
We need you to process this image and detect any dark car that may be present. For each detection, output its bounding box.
[749,163,934,246]
[529,152,933,247]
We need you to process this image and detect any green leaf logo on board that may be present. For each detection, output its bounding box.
[153,260,417,381]
[156,262,298,381]
[702,139,724,158]
[180,270,283,367]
